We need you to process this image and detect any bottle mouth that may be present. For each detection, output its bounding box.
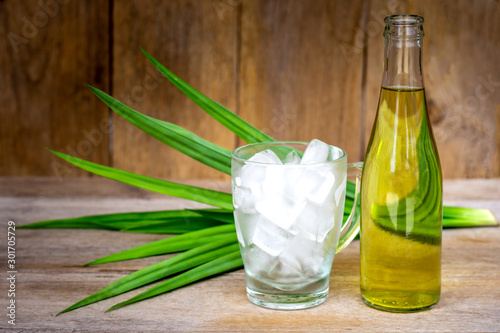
[384,15,424,39]
[385,15,424,26]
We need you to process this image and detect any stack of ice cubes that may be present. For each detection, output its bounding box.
[233,139,347,288]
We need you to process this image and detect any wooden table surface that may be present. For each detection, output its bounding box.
[1,177,499,332]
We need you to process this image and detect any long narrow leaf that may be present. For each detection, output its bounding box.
[188,209,234,223]
[18,209,221,232]
[58,241,240,315]
[49,150,233,210]
[88,85,232,174]
[121,219,224,234]
[107,250,243,311]
[85,224,236,265]
[443,206,498,226]
[141,48,274,144]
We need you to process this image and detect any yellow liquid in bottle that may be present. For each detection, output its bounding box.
[360,87,442,312]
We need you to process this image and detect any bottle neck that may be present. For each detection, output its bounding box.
[382,16,424,89]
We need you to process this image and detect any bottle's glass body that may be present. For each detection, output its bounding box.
[360,15,443,313]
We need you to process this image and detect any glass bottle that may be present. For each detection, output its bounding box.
[360,15,442,312]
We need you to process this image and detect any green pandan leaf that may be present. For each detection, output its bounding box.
[58,241,240,315]
[49,150,233,211]
[85,224,236,265]
[443,206,498,227]
[88,86,232,175]
[188,209,234,223]
[120,219,224,234]
[141,48,274,144]
[18,209,223,233]
[107,250,243,312]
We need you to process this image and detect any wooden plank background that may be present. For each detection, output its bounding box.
[1,0,499,180]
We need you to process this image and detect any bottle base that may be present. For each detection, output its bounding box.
[361,290,439,313]
[246,287,328,310]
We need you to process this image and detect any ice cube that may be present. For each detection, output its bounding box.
[234,210,260,247]
[291,203,319,241]
[237,150,283,199]
[251,217,293,256]
[269,251,303,280]
[280,233,323,277]
[292,166,335,204]
[232,184,259,213]
[246,243,279,277]
[291,198,339,243]
[301,251,325,278]
[285,150,301,164]
[238,163,266,199]
[262,166,287,193]
[262,164,304,194]
[232,183,245,209]
[328,146,343,161]
[233,212,246,247]
[249,149,283,164]
[283,166,304,186]
[292,200,335,241]
[255,189,307,230]
[316,215,337,243]
[301,139,330,164]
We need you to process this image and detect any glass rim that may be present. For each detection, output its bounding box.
[384,15,424,26]
[231,141,347,166]
[383,15,424,39]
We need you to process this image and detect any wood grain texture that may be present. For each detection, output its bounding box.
[0,177,499,331]
[111,0,237,180]
[239,0,365,161]
[1,0,500,179]
[364,0,500,178]
[0,0,110,177]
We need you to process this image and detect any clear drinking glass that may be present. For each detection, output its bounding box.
[231,141,361,310]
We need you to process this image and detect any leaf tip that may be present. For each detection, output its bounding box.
[86,85,105,97]
[56,307,72,316]
[47,149,65,160]
[83,258,104,266]
[140,47,151,58]
[105,304,122,312]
